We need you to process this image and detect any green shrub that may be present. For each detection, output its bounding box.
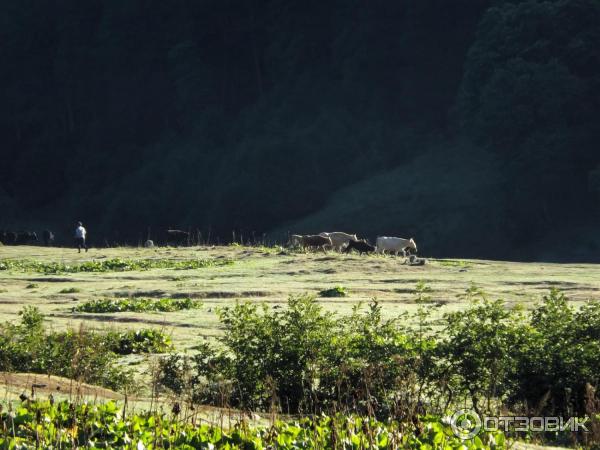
[19,305,44,330]
[157,285,600,435]
[511,289,600,416]
[158,294,429,416]
[106,328,173,355]
[73,297,202,313]
[437,287,600,419]
[319,286,347,297]
[218,294,336,412]
[0,257,234,273]
[321,300,429,417]
[0,307,134,390]
[159,295,337,411]
[439,287,527,414]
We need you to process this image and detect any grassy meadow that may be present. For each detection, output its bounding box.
[1,244,599,448]
[0,244,598,353]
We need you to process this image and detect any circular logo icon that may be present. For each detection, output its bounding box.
[450,409,482,439]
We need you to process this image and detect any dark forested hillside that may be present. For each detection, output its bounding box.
[1,0,599,259]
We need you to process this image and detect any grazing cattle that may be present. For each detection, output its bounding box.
[15,231,38,245]
[405,246,417,256]
[167,229,190,246]
[319,232,358,251]
[289,234,332,252]
[376,236,417,255]
[289,234,304,247]
[343,239,375,255]
[42,230,55,246]
[0,231,16,245]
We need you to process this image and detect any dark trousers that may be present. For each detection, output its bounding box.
[76,237,88,252]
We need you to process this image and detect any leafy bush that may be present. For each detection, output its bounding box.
[438,287,600,419]
[158,295,335,411]
[0,257,234,273]
[0,318,174,387]
[159,295,336,411]
[106,328,173,355]
[73,297,202,313]
[158,286,600,435]
[439,286,527,414]
[158,294,431,416]
[319,285,347,297]
[511,289,600,416]
[19,305,44,330]
[0,307,135,390]
[321,300,429,417]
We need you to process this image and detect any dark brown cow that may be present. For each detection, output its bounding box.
[343,239,375,255]
[289,234,332,252]
[0,231,12,245]
[15,232,38,245]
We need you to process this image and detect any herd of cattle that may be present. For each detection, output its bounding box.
[289,232,418,256]
[0,230,54,246]
[1,229,421,261]
[0,229,193,247]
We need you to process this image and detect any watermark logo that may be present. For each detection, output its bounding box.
[450,409,482,439]
[449,410,589,440]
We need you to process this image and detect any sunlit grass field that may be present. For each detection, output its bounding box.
[1,244,598,354]
[0,242,599,434]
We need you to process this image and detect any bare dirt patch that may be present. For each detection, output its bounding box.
[0,372,123,400]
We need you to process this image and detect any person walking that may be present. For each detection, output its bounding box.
[75,221,88,253]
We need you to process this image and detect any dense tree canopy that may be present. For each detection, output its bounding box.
[1,0,599,259]
[458,0,600,244]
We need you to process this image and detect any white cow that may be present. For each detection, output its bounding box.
[319,232,358,251]
[376,236,417,255]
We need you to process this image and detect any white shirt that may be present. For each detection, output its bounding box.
[75,226,86,239]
